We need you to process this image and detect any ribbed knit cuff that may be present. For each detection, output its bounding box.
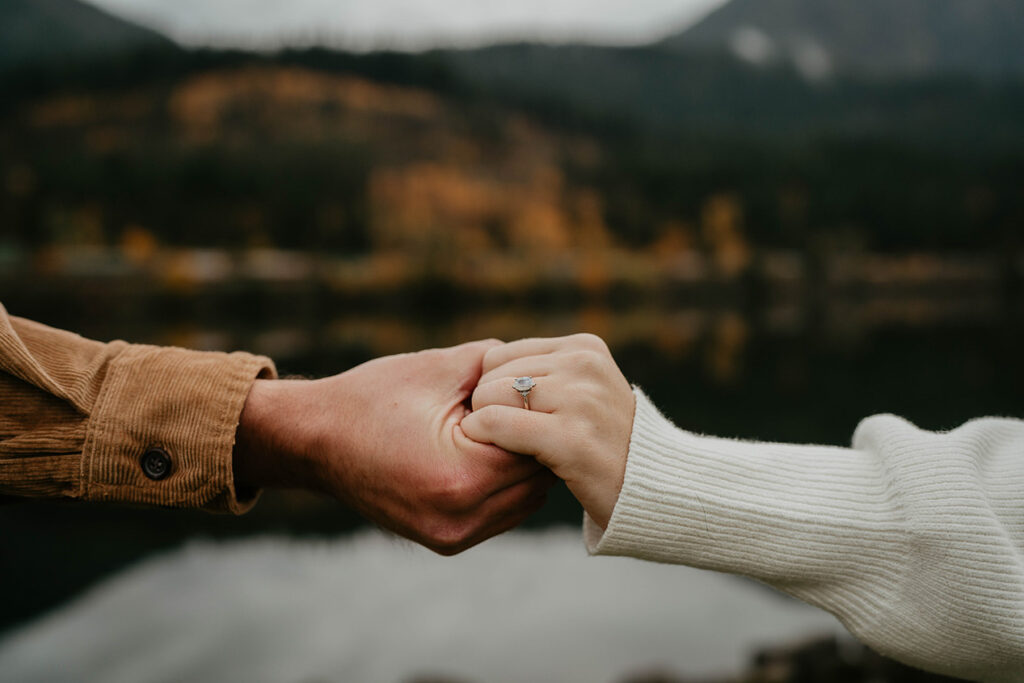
[82,345,276,514]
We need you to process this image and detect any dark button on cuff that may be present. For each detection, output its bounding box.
[140,447,172,481]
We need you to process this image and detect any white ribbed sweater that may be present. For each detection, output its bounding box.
[584,389,1024,682]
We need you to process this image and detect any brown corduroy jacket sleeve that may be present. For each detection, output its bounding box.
[0,303,276,513]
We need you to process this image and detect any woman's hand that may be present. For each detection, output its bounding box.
[460,334,636,529]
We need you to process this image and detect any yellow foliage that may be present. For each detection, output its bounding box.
[120,225,158,264]
[29,95,96,127]
[707,313,748,384]
[573,190,612,251]
[701,193,751,276]
[168,67,441,143]
[652,220,697,259]
[369,162,583,254]
[576,306,613,338]
[29,93,153,130]
[578,254,611,294]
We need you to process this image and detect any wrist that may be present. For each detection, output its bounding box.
[232,378,321,491]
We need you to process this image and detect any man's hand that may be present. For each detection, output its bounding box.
[232,340,555,555]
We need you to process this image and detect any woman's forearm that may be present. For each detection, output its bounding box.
[589,390,1024,682]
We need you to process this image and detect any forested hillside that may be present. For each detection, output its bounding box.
[3,46,1022,257]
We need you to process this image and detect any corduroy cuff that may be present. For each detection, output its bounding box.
[81,344,276,514]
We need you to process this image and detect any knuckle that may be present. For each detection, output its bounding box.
[572,333,608,352]
[424,519,473,555]
[482,344,503,368]
[478,405,503,430]
[570,349,603,374]
[470,385,485,411]
[434,472,482,511]
[431,545,461,557]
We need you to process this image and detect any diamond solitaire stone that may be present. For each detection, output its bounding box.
[513,376,535,393]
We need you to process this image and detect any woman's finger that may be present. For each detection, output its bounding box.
[472,376,558,413]
[460,404,559,462]
[482,338,562,374]
[478,354,557,387]
[482,335,602,375]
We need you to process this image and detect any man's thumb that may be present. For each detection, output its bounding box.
[440,339,504,392]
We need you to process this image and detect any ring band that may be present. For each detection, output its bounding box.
[512,376,536,410]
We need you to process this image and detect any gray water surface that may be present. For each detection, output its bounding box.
[0,528,846,683]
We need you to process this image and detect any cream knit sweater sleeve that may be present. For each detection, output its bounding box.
[585,389,1024,682]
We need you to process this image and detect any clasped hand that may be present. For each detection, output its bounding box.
[233,335,634,555]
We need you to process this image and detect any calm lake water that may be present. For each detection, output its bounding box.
[1,284,1020,680]
[0,529,850,683]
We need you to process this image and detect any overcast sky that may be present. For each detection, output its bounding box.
[89,0,728,51]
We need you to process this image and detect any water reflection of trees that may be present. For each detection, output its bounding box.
[10,293,1004,385]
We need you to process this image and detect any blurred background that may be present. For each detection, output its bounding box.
[1,0,1022,680]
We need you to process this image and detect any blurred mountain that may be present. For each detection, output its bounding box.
[2,2,1022,257]
[441,43,1024,143]
[661,0,1024,79]
[0,0,176,69]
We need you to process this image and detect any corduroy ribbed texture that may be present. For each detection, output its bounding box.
[0,303,276,513]
[585,388,1024,682]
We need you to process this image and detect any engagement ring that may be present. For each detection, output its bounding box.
[513,376,536,410]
